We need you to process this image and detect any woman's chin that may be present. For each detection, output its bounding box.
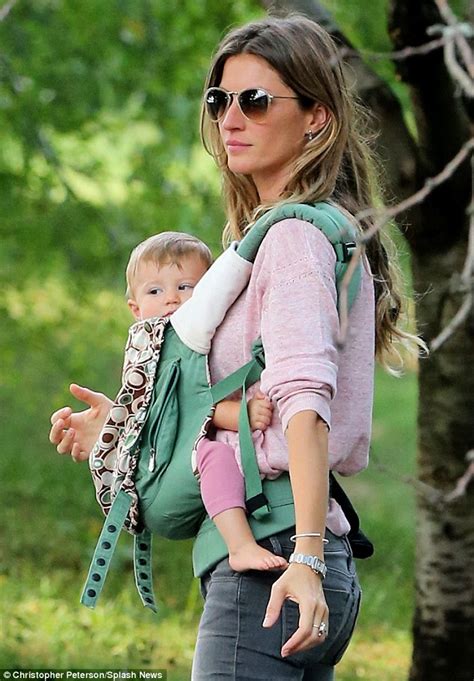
[226,157,257,176]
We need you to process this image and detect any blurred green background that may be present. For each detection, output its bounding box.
[1,0,438,678]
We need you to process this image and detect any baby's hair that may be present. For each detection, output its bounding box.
[126,231,213,298]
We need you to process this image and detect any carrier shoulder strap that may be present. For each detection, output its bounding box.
[236,201,361,313]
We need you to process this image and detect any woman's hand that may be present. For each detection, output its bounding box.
[262,563,329,657]
[248,390,273,431]
[49,383,113,462]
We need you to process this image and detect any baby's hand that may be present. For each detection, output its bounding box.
[248,391,273,431]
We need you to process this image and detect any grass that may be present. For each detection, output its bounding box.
[1,366,418,678]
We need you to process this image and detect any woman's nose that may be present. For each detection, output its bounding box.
[221,96,245,129]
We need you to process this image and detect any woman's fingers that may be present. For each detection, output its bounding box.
[280,599,315,657]
[262,581,286,629]
[281,598,328,657]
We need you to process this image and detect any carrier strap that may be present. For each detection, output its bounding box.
[133,530,158,611]
[80,490,158,612]
[209,358,256,406]
[237,201,356,263]
[238,351,270,519]
[209,341,269,518]
[80,490,132,609]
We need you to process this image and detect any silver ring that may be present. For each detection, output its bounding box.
[318,621,327,636]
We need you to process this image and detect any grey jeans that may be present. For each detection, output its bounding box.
[192,529,361,680]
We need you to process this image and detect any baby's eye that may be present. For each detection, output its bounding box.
[148,287,163,295]
[178,283,194,291]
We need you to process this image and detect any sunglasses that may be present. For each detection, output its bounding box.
[204,87,300,123]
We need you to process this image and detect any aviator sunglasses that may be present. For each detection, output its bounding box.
[204,86,300,123]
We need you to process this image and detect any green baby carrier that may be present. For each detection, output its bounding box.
[81,201,361,612]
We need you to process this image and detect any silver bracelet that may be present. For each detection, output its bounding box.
[290,532,329,545]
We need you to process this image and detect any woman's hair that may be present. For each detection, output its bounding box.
[126,231,213,298]
[200,13,424,368]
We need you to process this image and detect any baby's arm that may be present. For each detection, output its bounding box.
[213,391,273,432]
[212,399,240,431]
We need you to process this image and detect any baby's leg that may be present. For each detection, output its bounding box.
[196,439,287,572]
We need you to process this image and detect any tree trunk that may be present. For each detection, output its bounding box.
[410,246,474,680]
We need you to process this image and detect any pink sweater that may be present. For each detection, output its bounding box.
[209,218,375,535]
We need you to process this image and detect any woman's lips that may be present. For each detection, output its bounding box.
[226,140,251,151]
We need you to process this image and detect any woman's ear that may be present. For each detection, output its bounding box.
[308,103,331,134]
[127,299,141,320]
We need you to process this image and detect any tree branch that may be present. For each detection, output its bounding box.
[337,35,446,63]
[357,137,474,239]
[433,0,474,81]
[371,449,474,507]
[444,450,474,502]
[430,292,473,351]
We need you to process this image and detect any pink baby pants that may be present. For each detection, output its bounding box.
[196,438,246,519]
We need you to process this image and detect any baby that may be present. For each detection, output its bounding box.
[126,231,287,572]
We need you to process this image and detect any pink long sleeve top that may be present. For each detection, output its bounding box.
[209,218,375,535]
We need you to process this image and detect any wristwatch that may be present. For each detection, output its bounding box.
[288,552,327,579]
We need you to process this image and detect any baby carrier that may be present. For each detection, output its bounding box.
[81,202,363,612]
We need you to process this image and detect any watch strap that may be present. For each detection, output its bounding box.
[288,552,327,579]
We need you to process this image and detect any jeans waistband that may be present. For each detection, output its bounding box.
[259,527,352,559]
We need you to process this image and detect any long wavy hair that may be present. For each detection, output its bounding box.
[200,14,424,368]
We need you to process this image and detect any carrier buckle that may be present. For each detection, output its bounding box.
[245,492,269,515]
[341,241,357,263]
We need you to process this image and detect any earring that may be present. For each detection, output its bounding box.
[305,129,316,141]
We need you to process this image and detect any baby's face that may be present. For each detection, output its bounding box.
[128,254,208,320]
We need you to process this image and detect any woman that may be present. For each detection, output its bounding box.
[50,14,418,680]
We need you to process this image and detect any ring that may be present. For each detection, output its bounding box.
[318,621,327,636]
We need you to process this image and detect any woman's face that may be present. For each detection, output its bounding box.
[217,53,327,201]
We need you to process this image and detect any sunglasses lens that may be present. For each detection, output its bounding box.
[205,88,229,121]
[239,89,270,121]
